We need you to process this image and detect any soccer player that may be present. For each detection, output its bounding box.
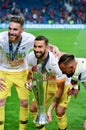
[26,36,71,130]
[0,15,35,130]
[58,54,86,129]
[0,15,68,130]
[58,54,86,96]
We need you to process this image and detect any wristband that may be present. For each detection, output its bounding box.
[73,84,78,89]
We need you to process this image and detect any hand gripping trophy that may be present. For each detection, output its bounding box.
[26,64,48,125]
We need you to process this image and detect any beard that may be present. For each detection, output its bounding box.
[8,33,20,43]
[67,72,74,77]
[34,50,46,59]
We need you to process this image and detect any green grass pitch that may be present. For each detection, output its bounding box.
[1,28,86,130]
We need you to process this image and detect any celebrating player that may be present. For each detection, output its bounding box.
[26,35,71,130]
[58,54,86,129]
[0,15,35,130]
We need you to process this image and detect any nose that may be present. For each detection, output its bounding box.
[9,29,15,34]
[34,47,39,52]
[9,30,14,34]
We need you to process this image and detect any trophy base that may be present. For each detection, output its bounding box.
[34,112,48,125]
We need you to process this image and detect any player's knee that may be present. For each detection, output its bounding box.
[56,106,65,117]
[0,98,6,107]
[20,99,28,108]
[29,101,37,112]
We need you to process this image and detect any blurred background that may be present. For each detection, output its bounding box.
[0,0,86,24]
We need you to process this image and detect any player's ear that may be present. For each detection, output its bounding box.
[46,46,49,51]
[69,64,74,69]
[21,27,24,32]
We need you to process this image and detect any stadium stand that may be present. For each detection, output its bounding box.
[0,0,86,24]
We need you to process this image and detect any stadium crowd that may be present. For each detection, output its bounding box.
[0,0,86,24]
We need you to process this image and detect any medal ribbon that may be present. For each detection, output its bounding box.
[37,52,49,73]
[9,37,22,61]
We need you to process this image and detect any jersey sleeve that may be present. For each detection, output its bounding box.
[22,32,35,52]
[0,32,8,47]
[27,51,37,70]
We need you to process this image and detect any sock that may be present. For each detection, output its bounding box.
[19,106,28,130]
[57,114,67,130]
[58,128,67,130]
[31,112,45,130]
[0,106,5,130]
[58,128,66,130]
[36,124,45,130]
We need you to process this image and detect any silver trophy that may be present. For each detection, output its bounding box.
[31,64,48,125]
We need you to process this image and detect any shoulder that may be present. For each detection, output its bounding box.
[0,31,8,44]
[21,32,35,48]
[46,51,59,71]
[48,51,66,78]
[27,51,37,64]
[21,32,35,40]
[0,31,8,38]
[27,51,37,69]
[76,57,86,65]
[76,57,85,61]
[28,51,35,57]
[48,51,59,64]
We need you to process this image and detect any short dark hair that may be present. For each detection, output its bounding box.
[9,15,25,27]
[35,36,49,46]
[58,54,75,65]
